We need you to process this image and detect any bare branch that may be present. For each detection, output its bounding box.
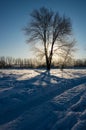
[23,7,75,70]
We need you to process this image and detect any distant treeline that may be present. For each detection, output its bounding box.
[0,56,45,69]
[74,59,86,67]
[0,56,86,69]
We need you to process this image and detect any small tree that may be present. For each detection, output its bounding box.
[24,7,74,71]
[58,40,75,69]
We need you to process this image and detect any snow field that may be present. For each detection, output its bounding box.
[0,69,86,130]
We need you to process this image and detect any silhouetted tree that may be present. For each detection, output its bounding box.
[0,56,6,68]
[24,7,72,70]
[24,7,74,71]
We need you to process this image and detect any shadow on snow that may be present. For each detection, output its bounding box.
[0,69,86,127]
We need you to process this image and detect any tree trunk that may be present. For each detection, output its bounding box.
[46,62,51,71]
[47,42,54,71]
[45,56,50,71]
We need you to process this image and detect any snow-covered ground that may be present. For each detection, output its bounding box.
[0,69,86,130]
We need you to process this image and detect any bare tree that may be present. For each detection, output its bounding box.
[24,7,74,71]
[57,40,75,69]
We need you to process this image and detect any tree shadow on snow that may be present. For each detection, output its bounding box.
[0,69,86,128]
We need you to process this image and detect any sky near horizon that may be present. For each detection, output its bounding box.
[0,0,86,59]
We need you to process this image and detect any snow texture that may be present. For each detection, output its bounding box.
[0,69,86,130]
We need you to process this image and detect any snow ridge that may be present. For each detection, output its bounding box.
[0,69,86,130]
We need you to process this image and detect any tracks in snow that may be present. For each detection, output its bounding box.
[0,73,86,130]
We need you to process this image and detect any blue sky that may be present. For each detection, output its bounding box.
[0,0,86,59]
